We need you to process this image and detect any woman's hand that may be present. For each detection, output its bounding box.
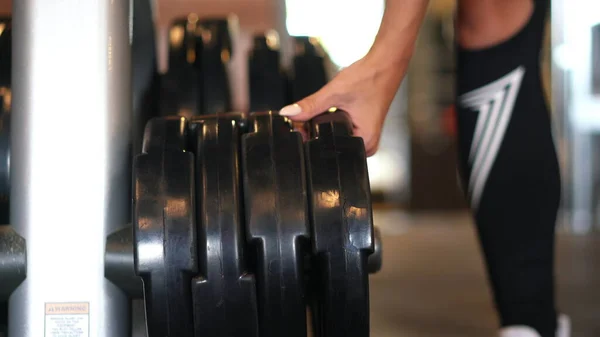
[280,53,406,156]
[279,0,429,156]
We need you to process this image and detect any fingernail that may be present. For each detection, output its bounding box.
[279,104,302,116]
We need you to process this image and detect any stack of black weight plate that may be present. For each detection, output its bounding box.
[133,110,379,337]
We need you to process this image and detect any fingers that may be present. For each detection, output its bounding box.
[279,87,335,122]
[355,129,380,157]
[365,133,381,157]
[285,99,381,156]
[365,143,379,157]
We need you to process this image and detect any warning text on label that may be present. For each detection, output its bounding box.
[45,302,89,337]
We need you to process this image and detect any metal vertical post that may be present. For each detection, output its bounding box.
[10,0,132,336]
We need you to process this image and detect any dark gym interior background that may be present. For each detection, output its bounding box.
[1,0,600,336]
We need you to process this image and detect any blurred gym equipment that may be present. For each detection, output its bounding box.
[290,36,328,102]
[0,17,11,336]
[160,17,202,117]
[196,18,235,115]
[248,31,288,111]
[160,15,234,118]
[0,17,9,225]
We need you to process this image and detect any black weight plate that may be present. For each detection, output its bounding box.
[290,37,327,102]
[160,18,201,117]
[248,33,287,111]
[241,111,310,337]
[197,18,232,115]
[305,110,374,337]
[133,117,197,337]
[189,113,258,337]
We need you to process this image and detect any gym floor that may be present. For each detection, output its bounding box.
[370,210,600,337]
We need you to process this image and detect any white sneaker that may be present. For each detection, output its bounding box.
[498,314,571,337]
[556,314,571,337]
[499,326,542,337]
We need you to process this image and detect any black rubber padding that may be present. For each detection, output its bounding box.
[305,110,374,337]
[133,117,197,337]
[241,111,310,337]
[189,113,258,337]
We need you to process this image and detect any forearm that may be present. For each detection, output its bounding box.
[368,0,430,67]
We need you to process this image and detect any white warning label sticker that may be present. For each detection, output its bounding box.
[44,302,89,337]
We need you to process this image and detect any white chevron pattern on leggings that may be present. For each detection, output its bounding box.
[459,66,525,211]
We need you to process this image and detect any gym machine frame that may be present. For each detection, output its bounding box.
[6,0,131,335]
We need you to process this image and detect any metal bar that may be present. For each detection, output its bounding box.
[10,0,131,336]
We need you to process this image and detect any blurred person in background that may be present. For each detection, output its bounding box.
[280,1,568,337]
